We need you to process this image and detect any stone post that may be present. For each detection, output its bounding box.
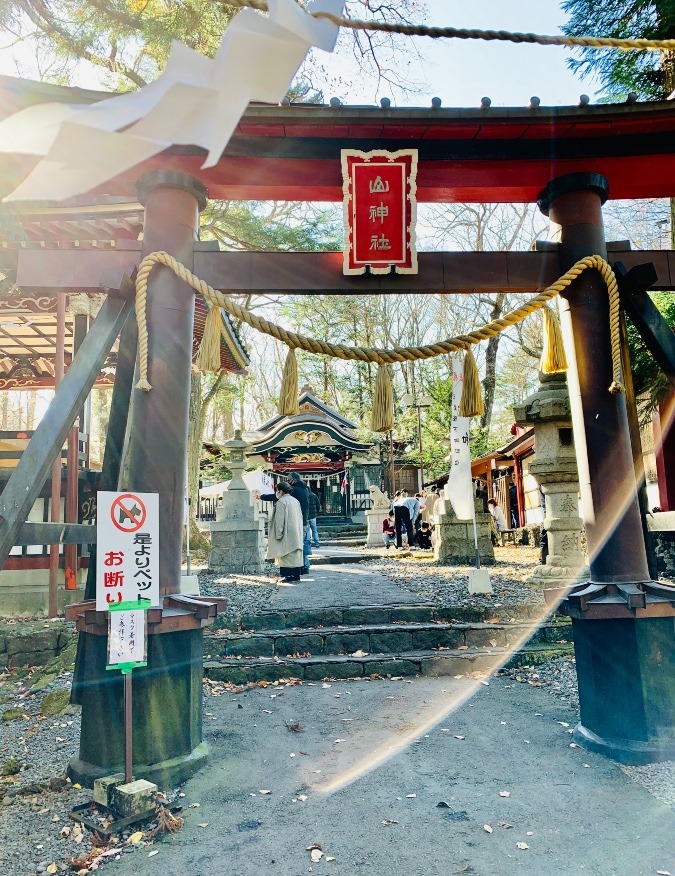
[366,508,389,548]
[433,491,494,566]
[365,486,390,548]
[209,431,265,574]
[513,373,588,588]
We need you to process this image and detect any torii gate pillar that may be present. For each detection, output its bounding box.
[539,173,675,764]
[69,172,217,788]
[124,170,207,591]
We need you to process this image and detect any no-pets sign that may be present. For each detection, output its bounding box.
[96,491,160,611]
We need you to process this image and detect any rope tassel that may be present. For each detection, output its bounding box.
[195,304,223,374]
[459,347,484,418]
[278,347,300,416]
[540,305,568,374]
[371,364,395,433]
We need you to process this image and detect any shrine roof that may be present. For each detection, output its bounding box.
[2,76,675,202]
[0,288,249,385]
[257,388,358,433]
[249,412,372,455]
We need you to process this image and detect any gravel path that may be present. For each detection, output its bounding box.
[198,568,277,622]
[364,546,546,612]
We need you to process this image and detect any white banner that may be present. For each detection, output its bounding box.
[96,491,160,611]
[447,356,475,520]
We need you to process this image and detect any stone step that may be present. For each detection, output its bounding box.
[203,641,574,685]
[224,602,558,631]
[204,620,572,661]
[317,524,365,534]
[310,553,365,565]
[319,536,365,545]
[228,603,438,631]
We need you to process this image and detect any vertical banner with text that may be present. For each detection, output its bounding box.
[342,149,418,275]
[96,491,160,611]
[447,357,475,520]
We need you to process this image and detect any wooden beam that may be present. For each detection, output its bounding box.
[0,292,132,570]
[14,249,675,294]
[15,522,96,545]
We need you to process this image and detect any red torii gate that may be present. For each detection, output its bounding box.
[1,76,675,781]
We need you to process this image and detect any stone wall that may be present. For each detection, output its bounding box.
[0,621,75,670]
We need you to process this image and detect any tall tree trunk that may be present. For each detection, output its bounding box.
[480,292,506,432]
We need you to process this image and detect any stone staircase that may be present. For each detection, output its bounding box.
[203,603,573,685]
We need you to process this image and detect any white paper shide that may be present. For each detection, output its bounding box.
[0,1,345,202]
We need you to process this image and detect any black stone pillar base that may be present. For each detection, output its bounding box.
[571,616,675,765]
[69,627,207,788]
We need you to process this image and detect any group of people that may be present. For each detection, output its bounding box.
[379,481,518,551]
[382,486,439,551]
[257,475,321,583]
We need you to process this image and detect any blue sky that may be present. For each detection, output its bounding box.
[319,1,591,107]
[0,1,594,107]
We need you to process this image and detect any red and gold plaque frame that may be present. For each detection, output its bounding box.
[342,149,418,275]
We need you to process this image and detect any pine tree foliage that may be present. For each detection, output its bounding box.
[561,0,675,98]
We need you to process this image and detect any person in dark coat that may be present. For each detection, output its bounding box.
[393,491,413,550]
[307,489,321,548]
[416,521,433,550]
[287,474,312,574]
[509,481,520,528]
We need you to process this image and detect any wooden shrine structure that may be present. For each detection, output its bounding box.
[0,194,248,615]
[247,385,376,519]
[1,73,675,780]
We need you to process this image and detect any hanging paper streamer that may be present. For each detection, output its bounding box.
[0,1,344,202]
[447,355,475,520]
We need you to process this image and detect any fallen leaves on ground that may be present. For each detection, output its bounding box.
[285,721,304,732]
[149,805,184,836]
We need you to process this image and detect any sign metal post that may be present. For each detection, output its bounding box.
[97,490,158,783]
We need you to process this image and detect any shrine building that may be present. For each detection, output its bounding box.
[246,385,380,520]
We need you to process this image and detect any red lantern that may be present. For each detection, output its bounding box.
[342,149,418,275]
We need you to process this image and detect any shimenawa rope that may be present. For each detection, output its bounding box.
[226,0,675,52]
[133,250,624,397]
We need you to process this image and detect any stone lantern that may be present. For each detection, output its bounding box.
[208,430,266,574]
[513,373,588,588]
